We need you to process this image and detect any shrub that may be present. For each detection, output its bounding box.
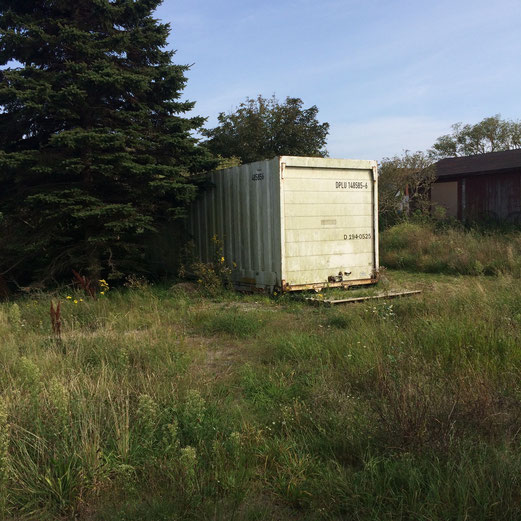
[179,237,233,296]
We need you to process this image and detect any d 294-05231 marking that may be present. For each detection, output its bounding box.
[344,233,372,240]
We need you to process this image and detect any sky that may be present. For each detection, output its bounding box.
[155,0,521,161]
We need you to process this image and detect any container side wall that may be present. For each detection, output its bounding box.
[190,159,282,291]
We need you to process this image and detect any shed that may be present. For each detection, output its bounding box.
[431,149,521,222]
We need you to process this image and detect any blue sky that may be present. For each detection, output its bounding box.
[156,0,521,160]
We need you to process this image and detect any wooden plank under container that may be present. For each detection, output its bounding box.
[307,290,422,306]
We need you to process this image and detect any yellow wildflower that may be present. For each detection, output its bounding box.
[100,291,105,295]
[66,296,72,300]
[74,300,78,304]
[220,256,225,263]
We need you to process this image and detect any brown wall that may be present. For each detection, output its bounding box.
[461,172,521,221]
[431,170,521,222]
[431,181,458,218]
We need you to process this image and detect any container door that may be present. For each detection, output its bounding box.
[282,165,376,287]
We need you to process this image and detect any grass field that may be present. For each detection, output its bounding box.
[1,269,521,520]
[380,221,521,276]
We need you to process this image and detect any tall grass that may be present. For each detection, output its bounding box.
[0,274,521,519]
[381,221,521,276]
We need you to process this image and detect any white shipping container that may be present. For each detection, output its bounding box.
[190,156,379,292]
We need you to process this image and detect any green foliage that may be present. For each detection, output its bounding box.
[192,308,265,338]
[379,115,521,229]
[215,155,242,170]
[202,94,330,164]
[378,150,436,228]
[179,236,233,296]
[1,272,521,519]
[0,399,8,514]
[0,0,216,285]
[430,114,521,159]
[381,221,521,276]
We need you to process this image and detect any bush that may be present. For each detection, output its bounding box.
[178,236,233,296]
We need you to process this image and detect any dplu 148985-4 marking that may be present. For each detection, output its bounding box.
[336,181,368,189]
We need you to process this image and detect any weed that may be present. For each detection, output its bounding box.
[161,418,180,456]
[179,237,233,296]
[72,269,97,299]
[135,394,159,452]
[179,445,197,488]
[7,303,23,331]
[47,377,70,439]
[180,390,206,443]
[0,400,8,516]
[17,356,42,397]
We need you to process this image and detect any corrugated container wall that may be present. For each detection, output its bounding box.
[190,156,379,292]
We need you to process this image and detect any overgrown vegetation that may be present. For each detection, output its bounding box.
[377,115,521,227]
[178,235,233,296]
[0,6,519,516]
[1,271,521,520]
[378,151,436,228]
[381,220,521,276]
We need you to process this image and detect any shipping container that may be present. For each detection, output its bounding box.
[190,156,379,292]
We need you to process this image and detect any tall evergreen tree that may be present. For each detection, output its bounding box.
[0,0,215,284]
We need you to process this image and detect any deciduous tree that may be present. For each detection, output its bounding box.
[202,95,329,164]
[378,151,436,226]
[430,114,521,159]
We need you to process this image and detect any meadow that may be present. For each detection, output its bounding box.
[380,220,521,276]
[1,227,521,520]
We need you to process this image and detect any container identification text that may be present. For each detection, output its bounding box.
[344,233,372,240]
[336,181,368,189]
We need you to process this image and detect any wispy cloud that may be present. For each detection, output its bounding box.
[157,0,521,160]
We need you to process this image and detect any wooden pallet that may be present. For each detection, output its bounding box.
[306,290,422,306]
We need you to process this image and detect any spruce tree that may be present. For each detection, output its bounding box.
[0,0,215,284]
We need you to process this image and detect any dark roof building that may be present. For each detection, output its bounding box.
[431,149,521,222]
